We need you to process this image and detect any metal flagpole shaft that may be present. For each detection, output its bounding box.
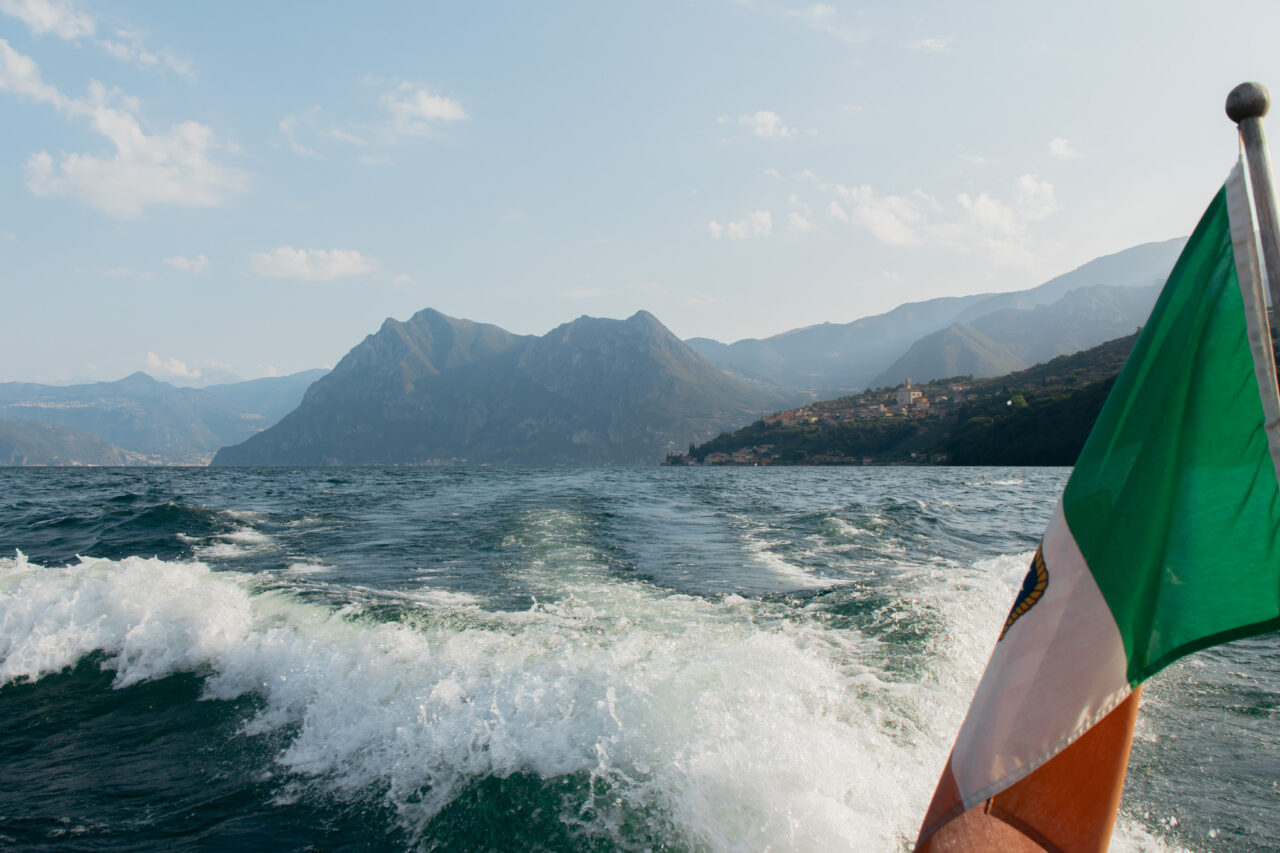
[1227,82,1280,338]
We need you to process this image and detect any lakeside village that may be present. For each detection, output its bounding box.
[663,330,1136,468]
[668,378,973,467]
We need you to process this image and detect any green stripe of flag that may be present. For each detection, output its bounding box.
[1062,185,1280,686]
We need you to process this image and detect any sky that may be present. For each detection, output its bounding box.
[4,0,1280,385]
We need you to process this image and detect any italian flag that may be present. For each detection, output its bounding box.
[917,161,1280,851]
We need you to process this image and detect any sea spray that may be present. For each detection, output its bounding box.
[0,553,254,687]
[0,548,1002,849]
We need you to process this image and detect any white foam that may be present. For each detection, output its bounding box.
[819,517,869,539]
[730,516,829,590]
[973,550,1037,591]
[224,529,273,545]
[0,551,254,688]
[193,527,278,560]
[226,509,266,522]
[284,562,334,575]
[0,548,1185,851]
[1112,819,1190,852]
[405,587,484,608]
[744,541,829,589]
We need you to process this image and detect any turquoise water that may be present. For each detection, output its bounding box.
[0,467,1274,850]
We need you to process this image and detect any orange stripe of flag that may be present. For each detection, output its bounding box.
[917,688,1141,852]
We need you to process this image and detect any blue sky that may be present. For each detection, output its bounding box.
[3,0,1280,385]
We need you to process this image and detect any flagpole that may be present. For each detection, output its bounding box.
[1227,82,1280,338]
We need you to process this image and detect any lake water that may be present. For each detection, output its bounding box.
[0,466,1274,851]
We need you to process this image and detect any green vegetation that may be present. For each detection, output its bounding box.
[678,332,1138,467]
[946,377,1114,464]
[692,419,922,464]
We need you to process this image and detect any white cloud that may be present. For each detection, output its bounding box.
[763,168,782,180]
[0,231,14,242]
[827,185,933,246]
[788,211,815,233]
[1049,137,1082,159]
[282,81,467,158]
[784,4,866,43]
[709,210,772,240]
[685,294,725,305]
[725,111,813,140]
[98,29,192,78]
[1,42,245,218]
[1015,174,1058,219]
[820,172,1059,266]
[1,3,190,76]
[163,254,210,274]
[279,112,324,159]
[0,38,67,106]
[320,126,370,147]
[735,211,772,239]
[740,110,793,139]
[957,192,1020,235]
[380,81,468,138]
[25,89,248,217]
[144,351,200,381]
[909,37,953,53]
[98,38,134,62]
[249,247,379,282]
[0,0,92,39]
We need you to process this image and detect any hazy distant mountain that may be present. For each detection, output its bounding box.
[685,294,990,394]
[0,418,141,466]
[213,308,797,466]
[202,369,329,422]
[687,238,1184,395]
[0,369,325,465]
[871,284,1160,387]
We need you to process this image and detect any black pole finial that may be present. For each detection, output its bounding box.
[1227,82,1270,124]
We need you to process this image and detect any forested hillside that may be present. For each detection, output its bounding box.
[675,333,1137,466]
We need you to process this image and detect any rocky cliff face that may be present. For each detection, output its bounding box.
[212,309,796,466]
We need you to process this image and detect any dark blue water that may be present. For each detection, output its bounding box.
[0,467,1274,850]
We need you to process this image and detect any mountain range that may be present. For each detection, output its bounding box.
[212,309,797,466]
[2,237,1186,467]
[870,283,1159,387]
[686,237,1182,394]
[0,370,325,465]
[0,418,142,466]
